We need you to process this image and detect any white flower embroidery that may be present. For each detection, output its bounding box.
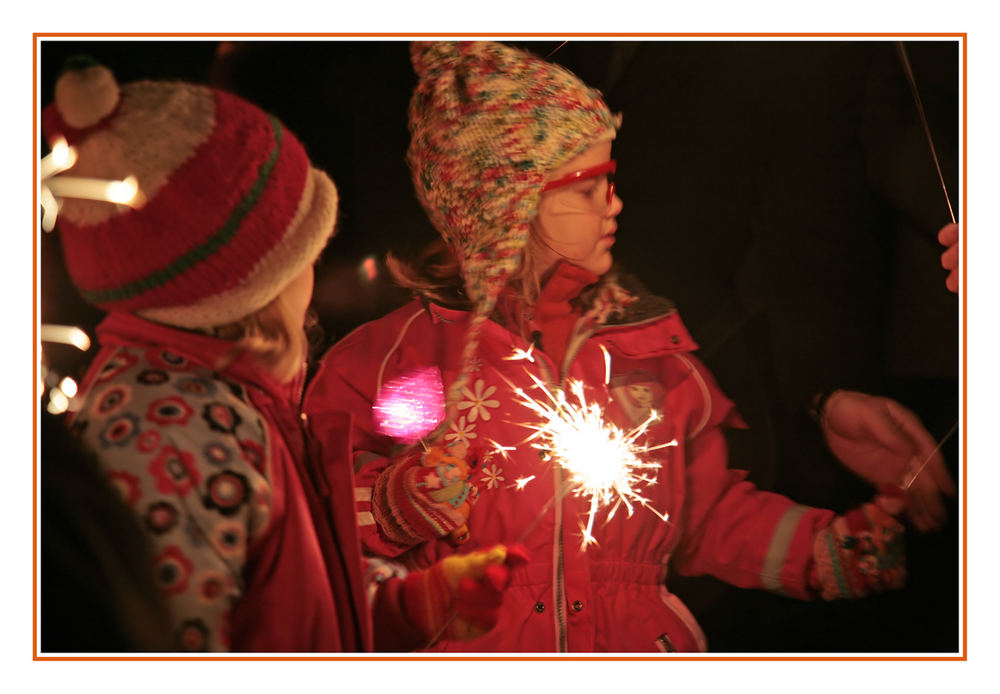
[445,415,477,445]
[480,463,505,490]
[457,379,499,423]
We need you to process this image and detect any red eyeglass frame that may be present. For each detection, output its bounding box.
[541,159,617,205]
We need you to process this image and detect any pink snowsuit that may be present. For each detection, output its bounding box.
[305,270,836,652]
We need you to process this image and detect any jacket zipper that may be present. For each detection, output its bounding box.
[523,306,679,652]
[546,311,674,651]
[523,336,569,652]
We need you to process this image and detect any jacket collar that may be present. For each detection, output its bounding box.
[422,266,699,358]
[95,312,302,404]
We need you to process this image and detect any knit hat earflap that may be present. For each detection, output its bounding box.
[406,41,620,411]
[42,57,339,329]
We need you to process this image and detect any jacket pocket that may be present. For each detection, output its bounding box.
[657,586,708,652]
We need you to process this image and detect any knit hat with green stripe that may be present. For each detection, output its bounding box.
[42,58,338,329]
[407,41,620,409]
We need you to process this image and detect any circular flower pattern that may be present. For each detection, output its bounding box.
[457,379,500,423]
[176,618,210,652]
[146,395,195,427]
[145,348,192,371]
[136,429,162,453]
[144,500,179,535]
[91,384,131,418]
[203,402,242,434]
[224,380,248,402]
[175,376,217,398]
[96,350,138,383]
[203,470,250,517]
[238,439,265,471]
[203,441,233,467]
[153,545,193,595]
[212,520,246,559]
[107,469,142,506]
[195,570,231,606]
[98,413,140,448]
[149,445,202,496]
[136,369,170,386]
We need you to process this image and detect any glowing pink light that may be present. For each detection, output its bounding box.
[362,256,378,282]
[372,367,445,443]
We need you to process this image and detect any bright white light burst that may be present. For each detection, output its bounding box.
[513,373,675,549]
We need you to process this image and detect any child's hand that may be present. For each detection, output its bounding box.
[371,444,479,546]
[812,486,907,600]
[403,544,530,643]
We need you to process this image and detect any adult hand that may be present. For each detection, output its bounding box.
[820,390,956,532]
[938,222,959,293]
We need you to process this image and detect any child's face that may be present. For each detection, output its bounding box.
[283,264,315,327]
[626,383,654,408]
[533,141,623,279]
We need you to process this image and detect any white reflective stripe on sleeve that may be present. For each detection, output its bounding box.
[760,504,812,596]
[355,487,372,502]
[357,511,376,526]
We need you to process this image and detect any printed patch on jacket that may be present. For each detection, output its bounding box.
[609,369,666,427]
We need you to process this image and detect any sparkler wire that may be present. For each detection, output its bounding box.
[895,41,956,224]
[902,419,959,490]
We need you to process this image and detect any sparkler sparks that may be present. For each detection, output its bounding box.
[510,475,536,491]
[40,135,144,232]
[503,345,536,363]
[513,373,675,550]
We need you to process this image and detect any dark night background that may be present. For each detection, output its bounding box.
[39,39,960,653]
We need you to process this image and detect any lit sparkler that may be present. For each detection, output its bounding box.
[512,372,675,549]
[40,135,144,232]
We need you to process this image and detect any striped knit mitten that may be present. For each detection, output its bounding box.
[813,484,907,600]
[402,544,529,644]
[372,445,478,546]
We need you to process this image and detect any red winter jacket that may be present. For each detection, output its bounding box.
[305,268,836,653]
[68,312,422,652]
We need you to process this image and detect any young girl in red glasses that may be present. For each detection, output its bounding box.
[305,41,952,652]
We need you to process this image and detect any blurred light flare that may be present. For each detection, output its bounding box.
[40,134,142,231]
[59,376,78,399]
[372,366,446,443]
[40,325,92,352]
[47,388,69,415]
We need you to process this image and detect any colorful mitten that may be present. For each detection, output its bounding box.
[372,444,478,546]
[813,484,907,600]
[402,544,530,643]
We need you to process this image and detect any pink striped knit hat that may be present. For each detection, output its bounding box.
[42,57,338,329]
[407,41,620,407]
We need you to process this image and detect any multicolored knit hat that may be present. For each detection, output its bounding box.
[407,41,620,407]
[42,57,338,329]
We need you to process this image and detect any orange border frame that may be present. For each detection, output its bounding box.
[32,31,968,663]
